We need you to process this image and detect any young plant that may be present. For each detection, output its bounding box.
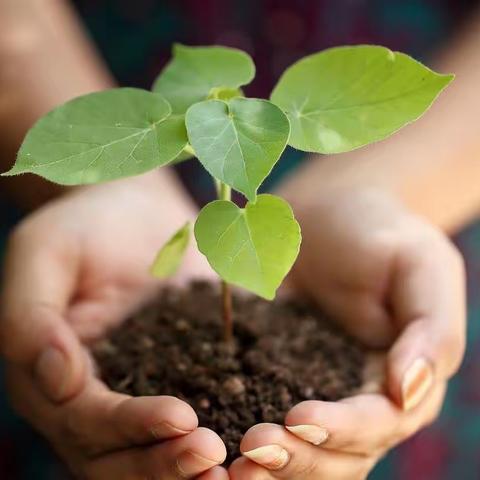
[3,44,453,342]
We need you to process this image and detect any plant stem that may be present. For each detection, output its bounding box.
[218,181,233,343]
[219,182,231,202]
[222,281,233,344]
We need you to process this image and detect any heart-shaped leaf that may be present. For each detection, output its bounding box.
[270,45,454,154]
[185,98,290,201]
[4,88,187,184]
[195,194,301,299]
[150,222,190,278]
[153,44,255,114]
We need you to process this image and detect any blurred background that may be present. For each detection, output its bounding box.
[1,0,480,478]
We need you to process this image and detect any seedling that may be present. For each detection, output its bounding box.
[3,44,453,342]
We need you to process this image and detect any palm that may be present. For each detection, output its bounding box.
[291,190,402,349]
[24,180,211,343]
[2,178,228,479]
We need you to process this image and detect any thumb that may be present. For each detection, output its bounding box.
[387,237,466,411]
[0,225,87,402]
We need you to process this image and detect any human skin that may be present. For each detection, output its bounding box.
[228,188,465,479]
[0,1,476,478]
[228,15,480,476]
[0,171,233,479]
[0,2,231,476]
[0,0,113,207]
[1,181,465,480]
[280,11,480,234]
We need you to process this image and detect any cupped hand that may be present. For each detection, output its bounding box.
[231,188,465,479]
[0,172,229,479]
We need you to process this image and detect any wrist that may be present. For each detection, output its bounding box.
[68,168,197,216]
[278,173,404,222]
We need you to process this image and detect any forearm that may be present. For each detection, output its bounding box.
[280,13,480,233]
[0,0,113,207]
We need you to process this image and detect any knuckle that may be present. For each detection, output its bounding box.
[445,241,465,273]
[60,413,85,448]
[356,455,379,479]
[390,417,413,446]
[1,303,59,361]
[438,332,465,377]
[59,411,103,458]
[353,460,374,480]
[291,458,319,478]
[359,229,398,264]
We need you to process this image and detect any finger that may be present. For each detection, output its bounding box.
[63,388,199,455]
[65,390,199,455]
[67,284,159,343]
[229,457,272,479]
[312,286,397,349]
[239,423,373,480]
[389,236,466,410]
[197,466,230,480]
[293,214,398,349]
[86,427,226,480]
[7,363,198,456]
[0,225,85,401]
[285,385,446,455]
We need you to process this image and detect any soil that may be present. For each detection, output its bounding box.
[93,281,366,464]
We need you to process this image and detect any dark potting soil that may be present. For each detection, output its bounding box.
[93,281,366,464]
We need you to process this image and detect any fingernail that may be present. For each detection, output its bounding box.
[176,451,218,477]
[151,421,191,440]
[286,424,329,445]
[243,444,290,470]
[402,357,434,411]
[35,347,68,401]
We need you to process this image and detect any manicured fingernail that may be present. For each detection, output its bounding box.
[151,421,191,439]
[176,451,218,477]
[35,347,68,401]
[243,444,290,470]
[286,424,329,445]
[402,357,434,411]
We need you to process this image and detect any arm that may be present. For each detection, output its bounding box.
[280,11,480,233]
[0,0,112,206]
[1,173,229,479]
[0,0,191,212]
[228,14,475,480]
[0,3,230,477]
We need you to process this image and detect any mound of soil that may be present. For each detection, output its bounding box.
[93,281,366,464]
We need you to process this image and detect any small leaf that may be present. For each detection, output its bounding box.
[208,86,243,101]
[4,88,187,184]
[152,44,255,114]
[270,45,454,154]
[195,194,301,299]
[185,98,290,201]
[150,222,190,278]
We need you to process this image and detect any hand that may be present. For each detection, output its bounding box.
[0,172,229,479]
[230,188,466,479]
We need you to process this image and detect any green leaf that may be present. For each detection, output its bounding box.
[195,194,301,300]
[152,44,255,114]
[3,88,187,184]
[169,146,195,165]
[270,45,454,154]
[208,86,244,101]
[150,222,190,278]
[185,98,290,201]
